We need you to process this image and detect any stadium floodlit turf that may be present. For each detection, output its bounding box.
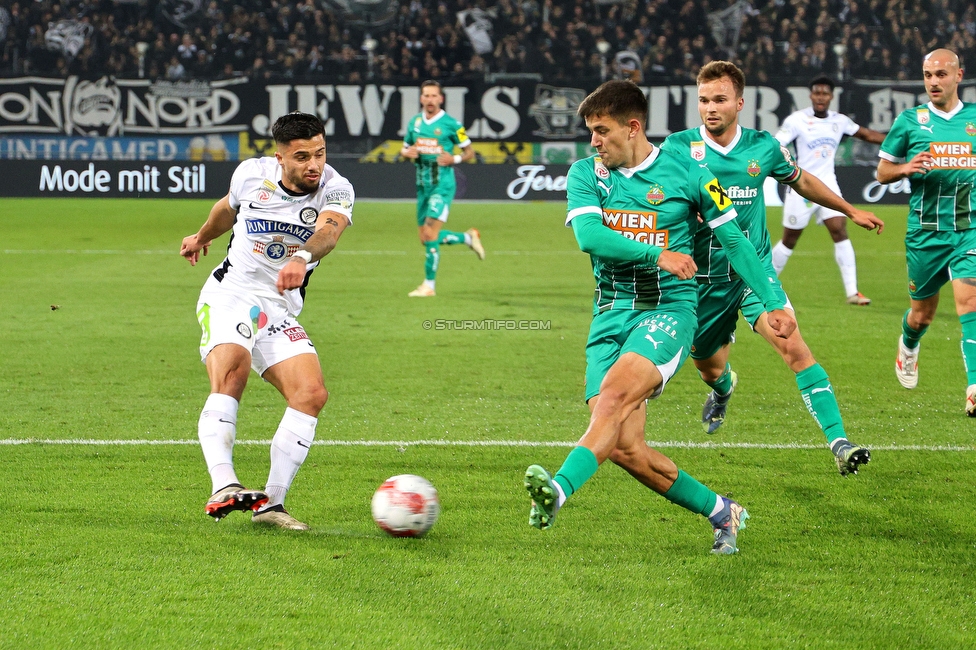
[1,198,974,649]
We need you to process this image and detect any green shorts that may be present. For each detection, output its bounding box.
[691,278,791,360]
[905,228,976,300]
[416,181,456,225]
[584,306,696,401]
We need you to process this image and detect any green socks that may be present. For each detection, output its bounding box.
[796,363,845,444]
[961,313,976,385]
[553,446,599,498]
[437,230,466,245]
[705,362,735,395]
[424,240,440,281]
[662,470,719,516]
[902,309,927,349]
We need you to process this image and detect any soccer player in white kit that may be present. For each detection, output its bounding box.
[771,75,886,304]
[180,112,355,530]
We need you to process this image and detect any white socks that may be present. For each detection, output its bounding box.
[772,240,793,275]
[198,393,240,493]
[774,238,859,297]
[834,239,858,297]
[262,407,318,510]
[423,279,436,290]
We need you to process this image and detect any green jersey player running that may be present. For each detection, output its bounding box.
[877,48,976,415]
[400,80,484,297]
[522,80,797,555]
[662,61,885,475]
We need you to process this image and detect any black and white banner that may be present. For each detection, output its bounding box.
[0,75,972,157]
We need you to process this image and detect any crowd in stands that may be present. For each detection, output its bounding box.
[0,0,973,84]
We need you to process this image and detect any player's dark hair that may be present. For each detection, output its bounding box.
[697,61,745,98]
[577,80,647,127]
[809,75,835,91]
[270,112,325,144]
[421,79,443,94]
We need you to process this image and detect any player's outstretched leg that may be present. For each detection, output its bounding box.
[829,439,871,476]
[524,465,560,529]
[206,484,269,520]
[708,495,749,555]
[795,364,871,475]
[465,228,486,260]
[701,368,737,434]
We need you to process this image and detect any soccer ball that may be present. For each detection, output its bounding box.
[371,474,440,537]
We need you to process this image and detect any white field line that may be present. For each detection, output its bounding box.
[2,249,574,256]
[0,438,972,452]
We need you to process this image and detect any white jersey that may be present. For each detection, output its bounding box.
[774,107,859,182]
[207,156,355,315]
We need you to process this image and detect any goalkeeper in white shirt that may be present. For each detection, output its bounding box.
[772,75,886,304]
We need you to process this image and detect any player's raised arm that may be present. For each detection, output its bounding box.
[180,194,236,266]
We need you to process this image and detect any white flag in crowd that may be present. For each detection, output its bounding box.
[457,8,494,56]
[707,0,757,56]
[45,20,94,59]
[0,7,10,44]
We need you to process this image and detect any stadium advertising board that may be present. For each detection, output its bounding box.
[0,160,908,203]
[2,75,972,157]
[0,160,232,197]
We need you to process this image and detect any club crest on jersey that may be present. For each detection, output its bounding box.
[691,141,706,161]
[967,123,976,136]
[434,127,442,135]
[646,184,665,204]
[299,207,318,225]
[917,108,930,125]
[908,278,917,293]
[746,159,761,177]
[594,157,610,179]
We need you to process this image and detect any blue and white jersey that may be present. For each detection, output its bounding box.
[775,107,859,183]
[209,156,355,314]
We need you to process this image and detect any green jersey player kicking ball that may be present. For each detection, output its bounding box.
[878,49,976,415]
[662,61,884,476]
[522,80,797,554]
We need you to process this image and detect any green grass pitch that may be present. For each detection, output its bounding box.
[1,197,974,649]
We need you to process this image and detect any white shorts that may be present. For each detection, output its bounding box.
[196,284,316,376]
[782,182,845,229]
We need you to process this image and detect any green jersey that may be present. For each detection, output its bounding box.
[566,147,740,312]
[879,101,976,231]
[662,126,801,283]
[403,110,470,188]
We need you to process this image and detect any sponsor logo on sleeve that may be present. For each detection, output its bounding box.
[456,126,468,141]
[325,189,353,211]
[704,178,732,211]
[779,146,797,168]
